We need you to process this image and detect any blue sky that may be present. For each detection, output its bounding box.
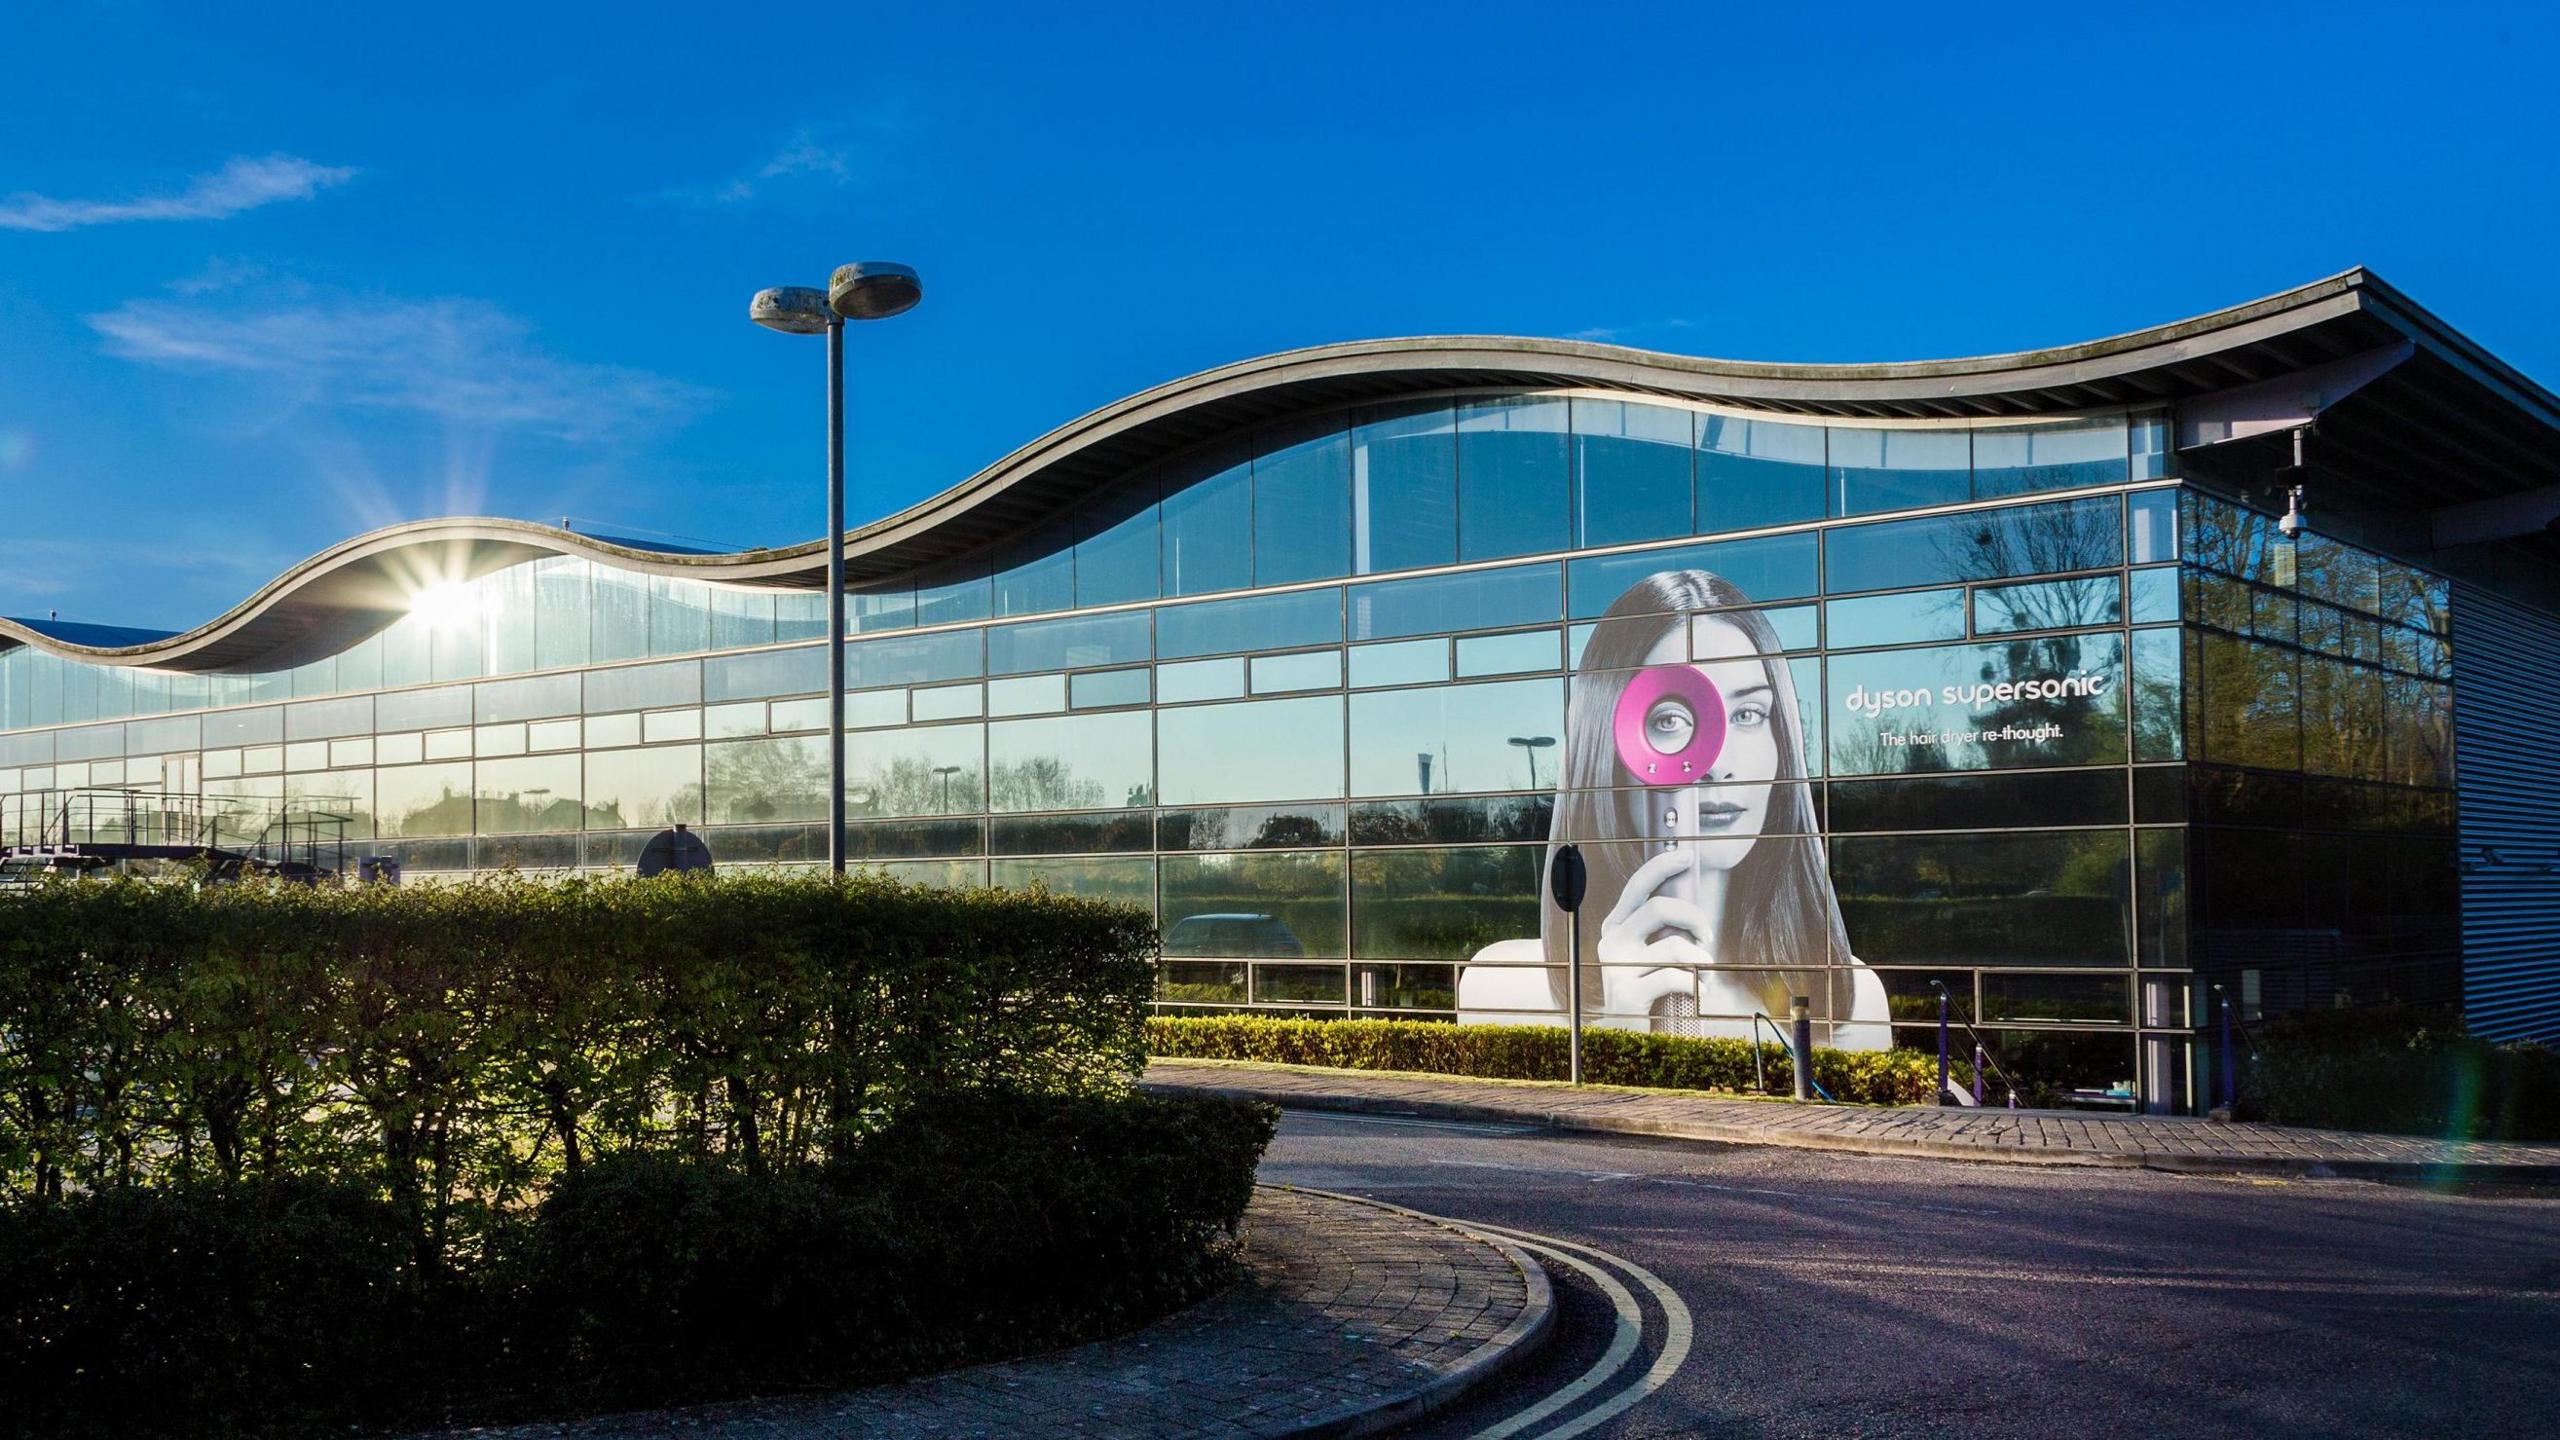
[3,0,2556,631]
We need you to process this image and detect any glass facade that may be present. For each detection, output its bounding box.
[0,393,2462,1112]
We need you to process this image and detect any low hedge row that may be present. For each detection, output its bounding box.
[2239,1006,2560,1141]
[0,1091,1277,1440]
[1147,1015,1963,1105]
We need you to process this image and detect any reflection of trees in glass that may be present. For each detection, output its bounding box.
[1975,576,2117,634]
[2195,635,2300,771]
[851,755,985,816]
[707,737,828,823]
[1351,845,1537,960]
[989,756,1103,812]
[585,781,707,832]
[1928,497,2121,589]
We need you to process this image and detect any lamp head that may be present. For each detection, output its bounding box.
[829,261,922,321]
[749,286,833,335]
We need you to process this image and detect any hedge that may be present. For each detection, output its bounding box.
[1147,1015,1966,1105]
[2239,1006,2560,1141]
[0,871,1157,1257]
[0,1091,1278,1439]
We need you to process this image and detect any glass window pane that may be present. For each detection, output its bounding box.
[1831,427,1970,514]
[842,583,906,636]
[1076,472,1160,608]
[1980,972,2129,1024]
[1350,563,1560,641]
[707,734,829,824]
[848,722,984,816]
[913,552,991,628]
[423,730,471,761]
[989,609,1150,675]
[2128,490,2177,564]
[1158,695,1343,805]
[1454,629,1560,678]
[1252,650,1342,694]
[709,588,776,651]
[1828,632,2128,775]
[1826,590,1965,649]
[1161,443,1254,598]
[1353,399,1456,574]
[844,628,981,688]
[474,672,581,725]
[2196,634,2298,770]
[1831,830,2131,967]
[1070,667,1151,709]
[584,659,700,714]
[1161,849,1345,958]
[914,682,987,721]
[1255,963,1348,1005]
[485,563,539,675]
[534,558,591,670]
[984,675,1058,716]
[993,518,1077,618]
[529,718,582,751]
[1253,414,1352,586]
[472,753,582,834]
[1350,638,1447,689]
[642,708,701,744]
[1697,414,1827,533]
[647,576,711,657]
[1972,575,2121,636]
[1573,398,1691,547]
[992,855,1156,914]
[1159,802,1347,850]
[1569,532,1819,619]
[583,713,640,749]
[1158,657,1245,704]
[989,710,1154,812]
[1456,396,1569,561]
[1349,676,1565,797]
[705,701,766,738]
[1157,588,1340,660]
[1827,770,2126,831]
[2128,567,2179,624]
[2131,626,2184,762]
[1351,845,1540,959]
[1972,417,2128,497]
[705,645,826,703]
[476,724,528,758]
[583,744,703,830]
[1827,496,2123,595]
[375,761,475,837]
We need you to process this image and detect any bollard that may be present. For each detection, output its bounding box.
[1973,1043,1986,1107]
[1935,984,1950,1105]
[2218,988,2236,1112]
[1790,995,1814,1102]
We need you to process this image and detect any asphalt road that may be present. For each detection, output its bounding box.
[1260,1110,2560,1440]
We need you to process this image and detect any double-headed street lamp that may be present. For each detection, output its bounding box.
[750,262,923,874]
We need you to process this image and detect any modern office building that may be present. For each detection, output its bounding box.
[3,269,2556,1111]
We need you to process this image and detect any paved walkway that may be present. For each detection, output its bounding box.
[421,1186,1551,1440]
[1146,1058,2560,1180]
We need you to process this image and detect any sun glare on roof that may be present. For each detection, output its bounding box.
[408,580,482,633]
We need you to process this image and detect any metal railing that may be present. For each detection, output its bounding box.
[1750,1012,1833,1102]
[0,787,352,881]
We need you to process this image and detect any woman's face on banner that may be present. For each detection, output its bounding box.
[1638,614,1780,866]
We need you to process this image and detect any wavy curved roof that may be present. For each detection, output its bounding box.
[8,266,2555,674]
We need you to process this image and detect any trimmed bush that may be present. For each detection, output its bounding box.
[525,1092,1275,1409]
[2240,1005,2560,1140]
[0,1180,430,1440]
[1147,1015,1963,1105]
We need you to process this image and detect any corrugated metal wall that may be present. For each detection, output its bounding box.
[2451,583,2560,1044]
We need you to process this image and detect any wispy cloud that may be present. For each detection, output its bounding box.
[0,154,355,233]
[1569,318,1699,344]
[88,289,701,443]
[650,111,905,208]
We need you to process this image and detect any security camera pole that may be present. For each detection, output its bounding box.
[1551,844,1588,1085]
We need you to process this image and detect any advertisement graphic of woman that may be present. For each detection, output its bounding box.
[1457,569,1892,1048]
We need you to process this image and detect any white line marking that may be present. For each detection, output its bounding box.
[1457,1221,1697,1440]
[1458,1237,1644,1440]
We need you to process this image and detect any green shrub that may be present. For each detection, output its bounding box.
[1146,1015,1963,1105]
[524,1090,1275,1411]
[2240,1005,2560,1140]
[0,1180,429,1440]
[0,872,1157,1238]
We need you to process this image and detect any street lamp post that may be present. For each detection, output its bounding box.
[751,263,922,874]
[1507,734,1556,790]
[933,764,963,813]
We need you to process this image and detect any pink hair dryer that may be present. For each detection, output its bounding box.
[1610,665,1728,920]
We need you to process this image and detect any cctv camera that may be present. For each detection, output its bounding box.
[2278,509,2305,540]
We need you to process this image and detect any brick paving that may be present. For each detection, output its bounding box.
[1145,1058,2560,1180]
[419,1186,1550,1440]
